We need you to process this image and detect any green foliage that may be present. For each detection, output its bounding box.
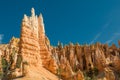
[11,48,16,59]
[1,57,8,70]
[84,67,99,80]
[1,48,18,79]
[93,67,98,76]
[16,56,22,68]
[86,68,93,78]
[57,67,63,79]
[84,72,92,80]
[116,71,120,79]
[23,61,28,65]
[0,71,3,78]
[73,64,77,72]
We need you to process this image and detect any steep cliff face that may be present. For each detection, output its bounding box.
[38,14,58,74]
[18,8,58,79]
[20,8,41,66]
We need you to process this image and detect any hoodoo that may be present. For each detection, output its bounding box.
[19,7,58,75]
[0,8,120,80]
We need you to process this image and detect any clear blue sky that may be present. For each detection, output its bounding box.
[0,0,120,46]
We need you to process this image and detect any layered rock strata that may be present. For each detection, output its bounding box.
[0,8,120,80]
[19,8,57,75]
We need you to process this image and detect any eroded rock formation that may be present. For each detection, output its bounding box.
[0,8,120,80]
[18,8,58,78]
[0,8,58,80]
[51,42,120,80]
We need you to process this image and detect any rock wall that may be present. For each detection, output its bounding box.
[19,8,57,75]
[38,14,57,74]
[19,8,41,66]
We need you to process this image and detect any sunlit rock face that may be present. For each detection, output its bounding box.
[0,37,21,79]
[20,8,41,67]
[0,8,120,80]
[38,14,58,74]
[20,8,57,74]
[52,42,120,80]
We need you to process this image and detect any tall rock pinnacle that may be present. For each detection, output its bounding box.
[19,8,57,76]
[20,8,41,67]
[31,8,35,17]
[38,13,45,33]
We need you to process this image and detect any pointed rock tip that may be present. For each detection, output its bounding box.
[31,7,35,16]
[39,13,44,21]
[23,14,28,21]
[39,13,43,18]
[12,36,15,39]
[24,14,27,18]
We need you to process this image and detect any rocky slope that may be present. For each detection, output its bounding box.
[0,8,120,80]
